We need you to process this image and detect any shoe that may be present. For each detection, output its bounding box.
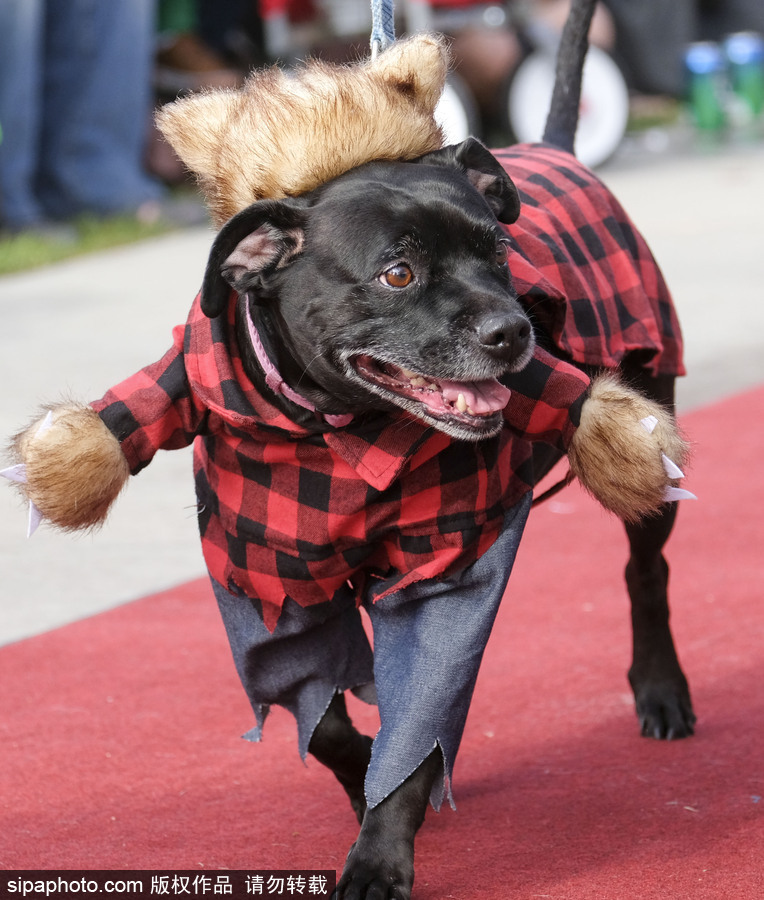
[155,32,244,94]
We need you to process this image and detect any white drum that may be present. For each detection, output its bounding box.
[435,73,480,145]
[506,44,630,168]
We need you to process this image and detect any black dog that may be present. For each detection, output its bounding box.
[188,3,694,894]
[24,3,686,898]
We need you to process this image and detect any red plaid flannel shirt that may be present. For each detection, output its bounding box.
[91,144,682,628]
[498,144,684,377]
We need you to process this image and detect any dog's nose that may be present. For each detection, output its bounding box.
[476,314,532,360]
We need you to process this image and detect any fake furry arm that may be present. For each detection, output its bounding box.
[7,404,129,531]
[503,346,690,522]
[568,372,689,522]
[5,331,207,532]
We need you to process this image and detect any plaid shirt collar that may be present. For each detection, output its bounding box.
[185,293,438,491]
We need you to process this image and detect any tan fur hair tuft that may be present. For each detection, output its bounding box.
[568,373,690,522]
[10,403,130,531]
[156,34,449,227]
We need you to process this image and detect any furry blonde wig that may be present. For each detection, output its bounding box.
[156,34,449,227]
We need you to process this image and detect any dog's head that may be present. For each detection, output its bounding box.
[202,139,534,441]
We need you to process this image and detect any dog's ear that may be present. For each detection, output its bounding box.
[201,199,308,317]
[418,138,521,224]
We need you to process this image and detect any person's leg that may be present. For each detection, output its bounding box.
[602,0,695,95]
[38,0,163,219]
[0,0,46,228]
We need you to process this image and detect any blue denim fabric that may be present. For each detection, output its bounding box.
[212,492,532,811]
[212,585,376,761]
[364,492,532,810]
[0,0,161,227]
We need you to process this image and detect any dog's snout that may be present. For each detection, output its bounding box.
[476,313,532,360]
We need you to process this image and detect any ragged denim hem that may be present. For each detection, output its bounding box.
[212,491,532,813]
[241,680,377,762]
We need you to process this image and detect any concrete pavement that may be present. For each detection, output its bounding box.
[2,137,763,646]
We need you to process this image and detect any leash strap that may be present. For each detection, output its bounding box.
[370,0,396,58]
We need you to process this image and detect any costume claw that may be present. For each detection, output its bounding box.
[661,453,685,479]
[1,411,54,537]
[663,486,697,503]
[0,462,44,537]
[1,463,28,484]
[639,414,695,504]
[640,414,659,434]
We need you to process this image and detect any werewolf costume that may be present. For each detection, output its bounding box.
[89,145,684,809]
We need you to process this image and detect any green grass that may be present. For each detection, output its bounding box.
[0,213,174,276]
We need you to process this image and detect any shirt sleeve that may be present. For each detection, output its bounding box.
[501,345,591,452]
[90,324,208,475]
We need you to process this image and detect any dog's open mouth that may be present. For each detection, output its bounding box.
[352,355,511,433]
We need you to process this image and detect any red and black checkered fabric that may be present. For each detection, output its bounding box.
[91,143,684,626]
[93,292,589,628]
[496,144,684,377]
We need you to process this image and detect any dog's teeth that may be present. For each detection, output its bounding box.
[456,393,468,413]
[410,376,428,387]
[400,367,418,379]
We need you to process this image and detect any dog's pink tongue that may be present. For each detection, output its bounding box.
[438,379,511,414]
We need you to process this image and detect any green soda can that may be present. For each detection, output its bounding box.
[724,32,764,119]
[685,42,727,131]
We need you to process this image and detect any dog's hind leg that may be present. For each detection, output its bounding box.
[309,692,373,825]
[531,364,694,739]
[620,365,695,739]
[624,501,695,739]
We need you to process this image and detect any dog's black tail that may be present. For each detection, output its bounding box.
[542,0,598,153]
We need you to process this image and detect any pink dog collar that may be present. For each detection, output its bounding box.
[246,314,353,428]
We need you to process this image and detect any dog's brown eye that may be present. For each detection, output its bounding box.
[495,243,509,266]
[381,264,414,288]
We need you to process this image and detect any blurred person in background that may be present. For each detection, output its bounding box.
[444,0,764,138]
[0,0,163,236]
[154,0,245,93]
[147,0,246,184]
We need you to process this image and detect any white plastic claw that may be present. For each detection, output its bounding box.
[640,414,659,434]
[0,463,27,484]
[663,487,698,503]
[0,411,54,537]
[662,453,685,480]
[639,415,696,504]
[0,462,44,537]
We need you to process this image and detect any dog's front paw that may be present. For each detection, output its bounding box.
[334,838,414,900]
[629,664,696,741]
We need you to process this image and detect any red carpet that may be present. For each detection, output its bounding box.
[1,387,762,897]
